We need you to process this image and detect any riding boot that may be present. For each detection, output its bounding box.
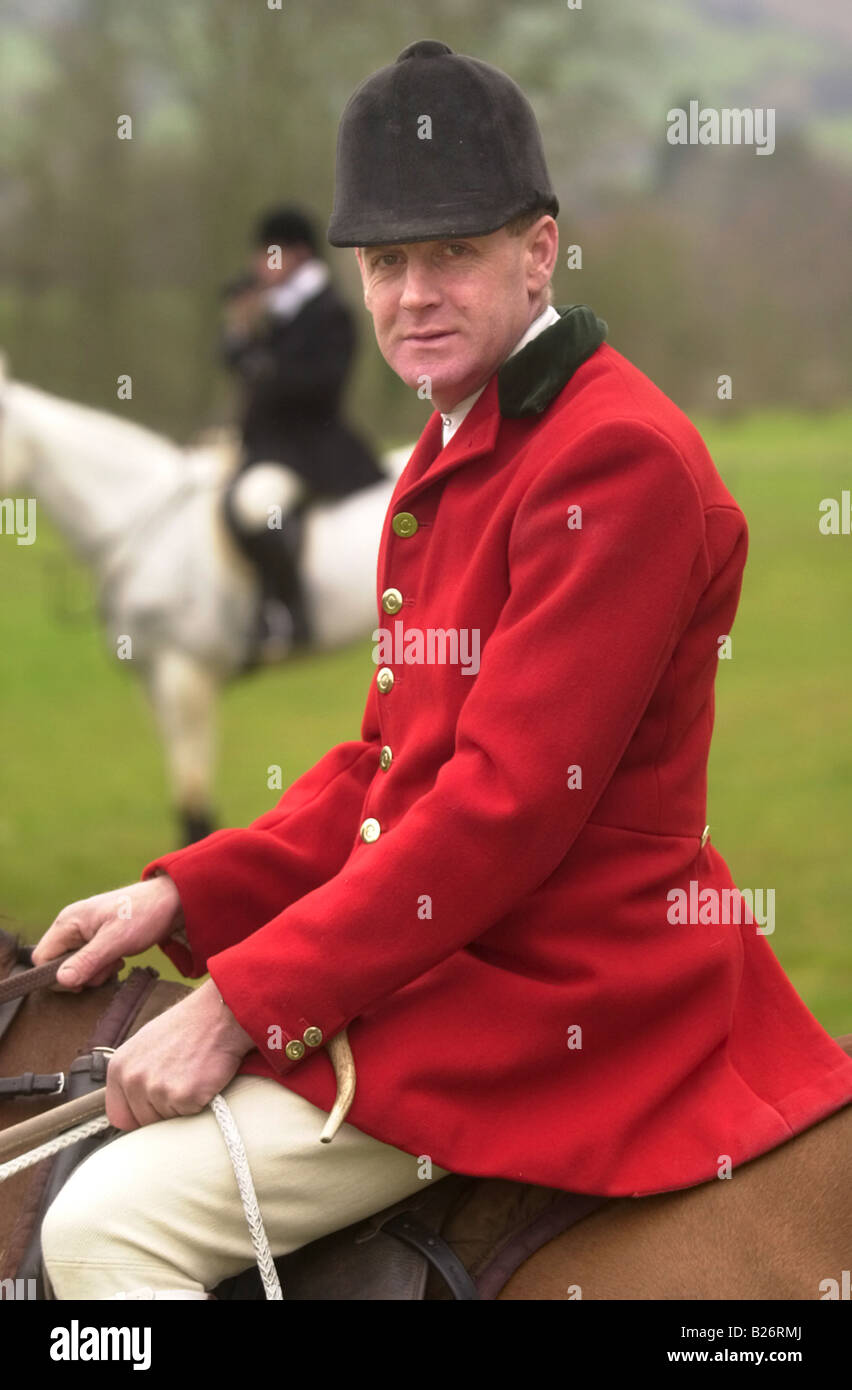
[267,511,313,647]
[223,473,314,657]
[252,512,312,650]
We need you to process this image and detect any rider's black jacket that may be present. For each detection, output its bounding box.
[222,282,384,499]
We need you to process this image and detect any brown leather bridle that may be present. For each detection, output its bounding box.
[0,945,112,1162]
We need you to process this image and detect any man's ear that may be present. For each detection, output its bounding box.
[525,216,559,297]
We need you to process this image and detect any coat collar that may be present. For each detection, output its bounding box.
[498,302,607,417]
[393,303,607,506]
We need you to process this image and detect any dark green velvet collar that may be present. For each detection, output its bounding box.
[497,303,607,418]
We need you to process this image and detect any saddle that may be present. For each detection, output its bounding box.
[213,1174,607,1301]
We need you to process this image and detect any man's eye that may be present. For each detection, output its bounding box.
[445,244,469,256]
[373,253,400,268]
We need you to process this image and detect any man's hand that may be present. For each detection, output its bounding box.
[104,979,256,1130]
[32,877,257,1129]
[224,286,266,339]
[31,876,184,989]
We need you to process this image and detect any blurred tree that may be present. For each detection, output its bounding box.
[0,0,849,440]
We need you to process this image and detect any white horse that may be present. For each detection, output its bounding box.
[0,357,411,843]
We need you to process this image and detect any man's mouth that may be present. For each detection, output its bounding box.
[403,330,456,342]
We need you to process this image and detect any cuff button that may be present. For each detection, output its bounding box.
[285,1039,306,1061]
[303,1027,323,1047]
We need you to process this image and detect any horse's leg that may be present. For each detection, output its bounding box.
[146,648,220,845]
[499,1103,852,1300]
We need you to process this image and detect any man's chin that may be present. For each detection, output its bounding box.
[389,351,472,401]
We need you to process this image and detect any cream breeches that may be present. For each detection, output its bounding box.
[40,1074,450,1299]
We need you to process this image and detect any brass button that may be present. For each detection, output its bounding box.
[700,824,710,849]
[392,511,418,538]
[360,817,381,843]
[303,1026,323,1047]
[376,667,394,693]
[382,587,403,615]
[379,745,393,770]
[285,1039,305,1061]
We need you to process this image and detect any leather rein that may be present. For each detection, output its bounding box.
[0,946,77,1095]
[0,945,76,1006]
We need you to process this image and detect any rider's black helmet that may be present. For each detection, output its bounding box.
[254,206,319,255]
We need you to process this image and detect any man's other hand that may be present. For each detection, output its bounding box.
[31,876,184,990]
[224,286,266,338]
[104,980,256,1130]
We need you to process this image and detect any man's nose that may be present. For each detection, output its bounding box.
[398,263,441,311]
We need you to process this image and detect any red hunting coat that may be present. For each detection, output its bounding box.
[146,306,852,1197]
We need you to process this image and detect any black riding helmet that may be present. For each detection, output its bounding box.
[327,40,559,247]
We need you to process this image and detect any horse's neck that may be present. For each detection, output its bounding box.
[8,383,183,559]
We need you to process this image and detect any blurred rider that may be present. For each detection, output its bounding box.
[222,205,384,654]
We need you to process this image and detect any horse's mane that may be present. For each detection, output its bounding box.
[11,381,182,459]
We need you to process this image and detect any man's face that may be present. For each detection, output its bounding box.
[355,218,558,412]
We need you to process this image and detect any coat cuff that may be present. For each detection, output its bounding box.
[141,842,235,978]
[156,931,197,979]
[139,863,206,978]
[206,939,345,1076]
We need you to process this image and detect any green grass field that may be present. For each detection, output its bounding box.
[1,410,850,1031]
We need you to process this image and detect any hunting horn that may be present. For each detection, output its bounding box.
[319,1027,355,1143]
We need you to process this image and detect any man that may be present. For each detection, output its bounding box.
[36,40,852,1300]
[222,205,384,651]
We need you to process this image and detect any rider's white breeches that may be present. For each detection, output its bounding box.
[229,462,307,532]
[41,1074,449,1299]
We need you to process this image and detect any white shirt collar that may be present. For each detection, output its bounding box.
[264,258,330,321]
[440,303,561,447]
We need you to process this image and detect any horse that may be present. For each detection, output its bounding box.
[1,929,849,1301]
[0,356,411,844]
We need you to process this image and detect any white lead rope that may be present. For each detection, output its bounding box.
[0,1113,112,1181]
[209,1093,283,1300]
[0,1097,282,1301]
